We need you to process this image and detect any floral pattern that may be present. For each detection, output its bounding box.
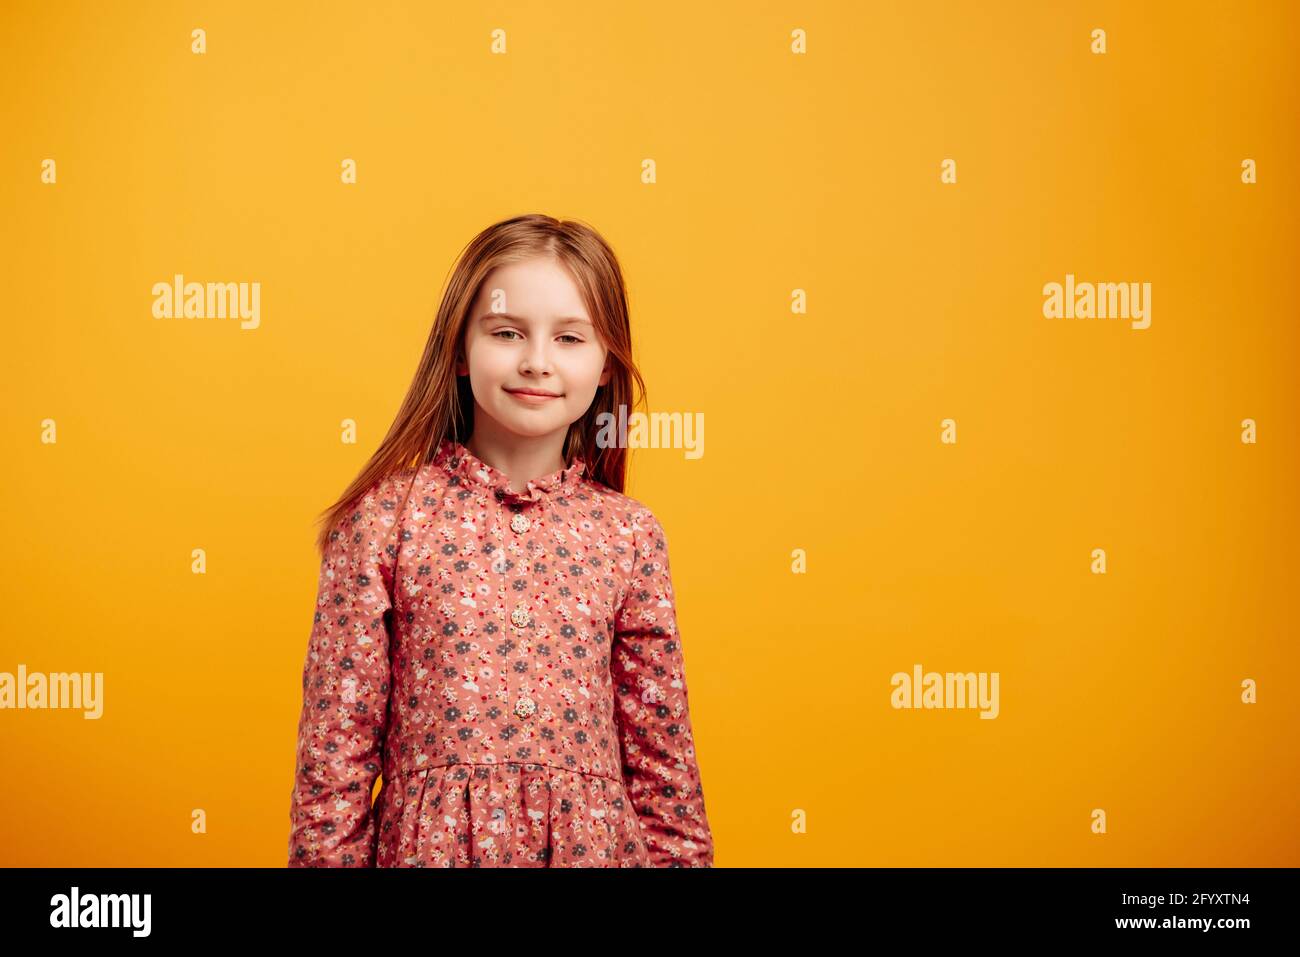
[288,437,713,867]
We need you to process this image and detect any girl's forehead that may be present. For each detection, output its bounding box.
[481,257,581,294]
[474,265,592,322]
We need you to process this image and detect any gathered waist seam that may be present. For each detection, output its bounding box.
[385,758,624,785]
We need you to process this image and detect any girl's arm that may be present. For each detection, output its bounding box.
[287,469,413,867]
[611,510,715,867]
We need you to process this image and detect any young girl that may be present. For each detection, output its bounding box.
[287,214,713,868]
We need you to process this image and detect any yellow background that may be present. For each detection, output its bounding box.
[2,0,1296,866]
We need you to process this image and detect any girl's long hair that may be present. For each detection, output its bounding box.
[314,213,647,554]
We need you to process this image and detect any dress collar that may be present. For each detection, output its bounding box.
[432,437,587,504]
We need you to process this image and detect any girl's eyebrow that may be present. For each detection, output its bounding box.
[480,312,592,326]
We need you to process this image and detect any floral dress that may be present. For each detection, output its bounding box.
[287,438,713,867]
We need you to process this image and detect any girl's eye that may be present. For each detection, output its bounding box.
[493,330,583,344]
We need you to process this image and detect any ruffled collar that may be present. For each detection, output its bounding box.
[432,437,587,503]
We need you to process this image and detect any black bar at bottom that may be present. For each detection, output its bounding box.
[0,866,1285,940]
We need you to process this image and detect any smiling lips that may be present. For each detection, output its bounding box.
[505,386,562,403]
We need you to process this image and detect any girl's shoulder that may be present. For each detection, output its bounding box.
[581,482,669,541]
[361,462,442,504]
[341,462,446,532]
[581,479,647,517]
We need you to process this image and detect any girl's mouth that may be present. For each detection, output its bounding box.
[505,387,562,403]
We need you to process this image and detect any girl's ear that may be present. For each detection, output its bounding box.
[597,357,612,388]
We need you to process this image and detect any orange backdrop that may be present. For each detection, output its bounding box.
[2,0,1296,866]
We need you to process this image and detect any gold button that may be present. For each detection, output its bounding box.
[510,513,531,534]
[514,696,536,719]
[511,606,531,628]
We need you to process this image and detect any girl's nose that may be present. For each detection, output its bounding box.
[522,343,555,374]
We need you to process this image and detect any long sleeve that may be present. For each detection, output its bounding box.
[610,509,714,867]
[287,469,413,867]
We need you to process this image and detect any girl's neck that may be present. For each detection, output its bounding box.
[465,428,568,494]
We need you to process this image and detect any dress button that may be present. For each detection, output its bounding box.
[511,606,531,628]
[510,513,531,534]
[514,696,536,719]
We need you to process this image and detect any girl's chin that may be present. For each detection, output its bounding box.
[488,411,568,436]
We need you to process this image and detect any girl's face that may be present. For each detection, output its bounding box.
[458,257,611,443]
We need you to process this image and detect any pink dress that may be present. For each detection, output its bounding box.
[288,438,713,867]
